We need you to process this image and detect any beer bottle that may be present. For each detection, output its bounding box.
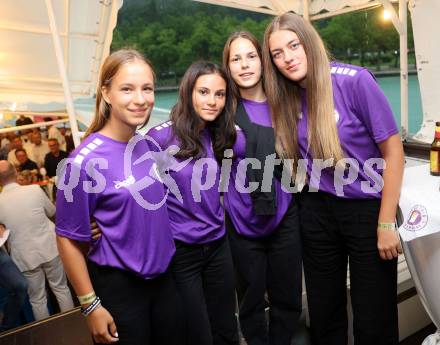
[430,121,440,176]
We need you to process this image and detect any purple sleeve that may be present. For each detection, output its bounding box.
[146,126,171,151]
[351,69,399,143]
[146,128,164,153]
[146,127,176,176]
[55,162,96,242]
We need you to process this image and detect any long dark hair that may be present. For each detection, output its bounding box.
[170,61,236,161]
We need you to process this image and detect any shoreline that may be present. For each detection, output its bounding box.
[155,69,418,92]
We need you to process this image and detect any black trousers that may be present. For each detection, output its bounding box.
[88,261,184,345]
[171,235,239,345]
[226,201,303,345]
[299,191,398,345]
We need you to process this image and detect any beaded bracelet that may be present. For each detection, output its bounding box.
[81,297,101,317]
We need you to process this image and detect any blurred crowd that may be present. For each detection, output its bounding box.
[0,115,74,189]
[0,115,76,331]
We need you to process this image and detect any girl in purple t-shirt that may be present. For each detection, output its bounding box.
[263,13,404,345]
[147,62,239,345]
[55,50,183,345]
[221,31,303,345]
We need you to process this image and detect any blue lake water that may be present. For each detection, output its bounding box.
[0,75,423,134]
[377,75,423,134]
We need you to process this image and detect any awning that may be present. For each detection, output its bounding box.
[0,0,123,105]
[193,0,394,20]
[0,0,123,145]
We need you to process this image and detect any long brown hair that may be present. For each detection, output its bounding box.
[262,13,344,168]
[170,61,236,161]
[85,49,155,138]
[222,31,264,112]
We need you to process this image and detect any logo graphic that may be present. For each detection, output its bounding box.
[133,142,192,204]
[334,109,340,123]
[403,205,428,231]
[123,134,192,210]
[114,175,136,189]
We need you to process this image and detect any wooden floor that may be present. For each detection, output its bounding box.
[0,308,93,345]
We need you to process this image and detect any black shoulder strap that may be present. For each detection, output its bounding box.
[234,101,277,216]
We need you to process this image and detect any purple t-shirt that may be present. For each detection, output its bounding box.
[146,122,225,244]
[223,99,293,238]
[55,133,175,280]
[297,62,399,199]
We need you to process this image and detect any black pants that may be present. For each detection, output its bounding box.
[226,201,303,345]
[88,261,184,345]
[299,191,398,345]
[171,235,239,345]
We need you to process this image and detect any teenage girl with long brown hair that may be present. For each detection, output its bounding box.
[222,31,303,345]
[55,49,182,345]
[263,13,404,345]
[147,61,239,345]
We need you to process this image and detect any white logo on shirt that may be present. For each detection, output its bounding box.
[331,66,357,77]
[153,121,172,131]
[134,144,192,204]
[114,175,136,189]
[297,110,338,122]
[335,109,340,123]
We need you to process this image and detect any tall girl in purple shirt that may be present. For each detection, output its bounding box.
[221,32,302,345]
[263,13,404,345]
[55,50,182,345]
[147,61,239,345]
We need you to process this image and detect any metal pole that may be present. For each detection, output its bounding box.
[0,119,70,135]
[45,0,81,147]
[303,0,310,22]
[400,0,408,138]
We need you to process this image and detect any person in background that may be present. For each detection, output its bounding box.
[0,161,74,321]
[0,132,11,150]
[20,130,34,149]
[0,224,28,332]
[16,170,34,186]
[0,144,8,161]
[7,136,23,168]
[28,131,49,168]
[263,12,404,345]
[59,126,75,153]
[15,149,38,172]
[44,138,68,178]
[15,115,33,128]
[45,119,67,152]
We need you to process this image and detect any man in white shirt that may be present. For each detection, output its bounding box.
[6,136,32,167]
[28,131,49,168]
[0,160,74,320]
[0,133,10,150]
[47,125,66,152]
[7,136,23,167]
